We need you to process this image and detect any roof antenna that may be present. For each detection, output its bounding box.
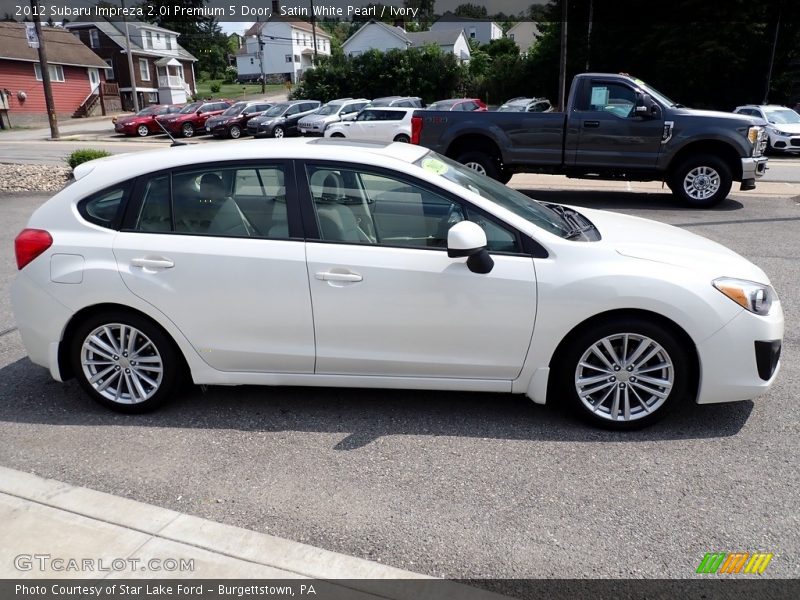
[154,118,187,147]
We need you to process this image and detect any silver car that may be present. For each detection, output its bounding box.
[298,98,370,136]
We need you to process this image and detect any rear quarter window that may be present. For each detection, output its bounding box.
[77,182,132,229]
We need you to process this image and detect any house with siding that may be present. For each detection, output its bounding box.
[0,21,113,125]
[65,18,197,110]
[430,13,502,46]
[236,17,332,84]
[342,21,471,63]
[506,22,542,54]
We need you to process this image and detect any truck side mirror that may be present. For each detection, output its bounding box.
[634,93,657,118]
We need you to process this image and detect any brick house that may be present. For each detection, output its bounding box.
[0,21,115,126]
[65,18,197,111]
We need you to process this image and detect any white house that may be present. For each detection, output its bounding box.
[237,18,331,84]
[430,13,502,46]
[342,21,471,63]
[506,22,542,54]
[341,21,410,57]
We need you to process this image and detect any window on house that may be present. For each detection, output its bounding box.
[250,58,254,65]
[285,55,292,63]
[139,58,150,81]
[156,33,161,41]
[145,31,153,49]
[89,29,99,48]
[33,63,65,82]
[469,27,476,39]
[509,33,515,40]
[166,36,173,50]
[294,55,300,63]
[104,59,115,80]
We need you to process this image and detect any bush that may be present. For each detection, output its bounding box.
[223,66,238,84]
[209,81,222,94]
[66,149,112,170]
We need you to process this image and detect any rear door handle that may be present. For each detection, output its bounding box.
[131,257,174,270]
[583,120,600,128]
[315,271,362,282]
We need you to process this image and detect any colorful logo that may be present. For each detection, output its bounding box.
[696,552,773,574]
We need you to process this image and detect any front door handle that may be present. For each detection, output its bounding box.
[315,271,362,282]
[131,257,174,270]
[583,120,600,128]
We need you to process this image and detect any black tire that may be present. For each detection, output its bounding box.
[668,154,732,208]
[394,134,410,143]
[455,151,501,181]
[136,125,149,137]
[70,311,183,414]
[556,317,690,430]
[272,126,285,139]
[181,123,194,138]
[229,125,242,139]
[498,169,513,184]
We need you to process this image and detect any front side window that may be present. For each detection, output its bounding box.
[582,82,636,117]
[305,165,519,252]
[133,166,288,239]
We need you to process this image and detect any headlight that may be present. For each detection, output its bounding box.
[772,128,791,136]
[713,277,775,315]
[747,126,762,145]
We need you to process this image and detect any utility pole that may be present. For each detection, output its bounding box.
[121,0,139,111]
[585,0,593,71]
[260,35,266,94]
[763,10,781,105]
[30,0,59,139]
[309,0,318,63]
[557,0,568,111]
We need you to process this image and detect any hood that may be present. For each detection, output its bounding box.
[767,122,800,134]
[575,206,770,284]
[300,113,336,124]
[118,115,149,125]
[674,107,762,127]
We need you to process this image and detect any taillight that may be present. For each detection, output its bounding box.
[411,116,422,145]
[14,228,52,270]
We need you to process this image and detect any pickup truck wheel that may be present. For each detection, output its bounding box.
[456,151,501,180]
[669,154,732,208]
[498,169,513,184]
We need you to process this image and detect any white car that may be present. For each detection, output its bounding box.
[733,104,800,154]
[11,139,783,429]
[324,107,414,143]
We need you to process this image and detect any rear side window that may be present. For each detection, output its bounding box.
[78,182,131,229]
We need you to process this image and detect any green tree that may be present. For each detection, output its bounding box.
[454,3,487,18]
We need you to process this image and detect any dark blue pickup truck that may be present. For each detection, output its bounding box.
[412,73,769,207]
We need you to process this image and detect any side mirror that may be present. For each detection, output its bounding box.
[634,93,657,118]
[447,221,494,274]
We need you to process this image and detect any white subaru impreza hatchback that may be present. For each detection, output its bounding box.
[11,139,783,428]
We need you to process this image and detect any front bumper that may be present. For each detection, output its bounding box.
[740,156,768,190]
[695,302,784,404]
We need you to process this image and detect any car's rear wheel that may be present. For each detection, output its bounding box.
[668,154,732,208]
[394,134,410,143]
[136,125,149,137]
[70,312,182,413]
[456,151,501,180]
[181,123,194,138]
[331,132,345,138]
[558,318,689,429]
[229,125,242,139]
[273,126,285,139]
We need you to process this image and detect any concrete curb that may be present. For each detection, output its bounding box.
[0,466,504,599]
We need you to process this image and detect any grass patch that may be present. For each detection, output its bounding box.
[194,81,285,101]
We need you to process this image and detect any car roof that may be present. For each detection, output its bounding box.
[72,138,430,184]
[361,106,412,112]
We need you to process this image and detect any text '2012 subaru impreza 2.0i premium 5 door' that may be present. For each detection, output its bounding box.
[11,139,783,429]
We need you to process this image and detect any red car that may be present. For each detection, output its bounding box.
[155,100,231,138]
[426,98,488,112]
[113,104,182,137]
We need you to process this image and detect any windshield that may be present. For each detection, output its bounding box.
[222,103,247,116]
[413,152,573,238]
[632,78,678,107]
[428,102,454,111]
[498,104,525,112]
[136,106,160,116]
[263,104,287,117]
[764,108,800,125]
[316,104,341,116]
[179,102,202,114]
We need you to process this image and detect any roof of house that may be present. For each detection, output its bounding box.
[433,12,499,25]
[342,20,411,50]
[64,18,197,62]
[406,29,466,48]
[244,19,331,38]
[0,22,109,68]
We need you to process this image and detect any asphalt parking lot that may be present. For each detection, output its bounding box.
[0,187,798,582]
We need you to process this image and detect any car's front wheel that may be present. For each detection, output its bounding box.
[137,125,149,137]
[394,134,410,143]
[229,125,242,139]
[272,126,285,139]
[70,312,182,413]
[181,123,194,138]
[558,318,690,429]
